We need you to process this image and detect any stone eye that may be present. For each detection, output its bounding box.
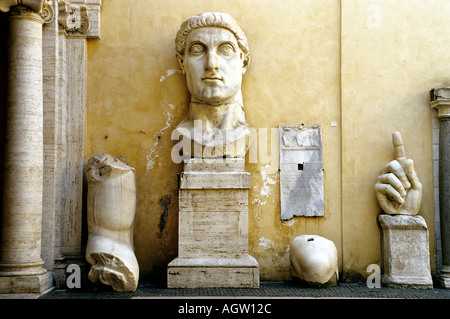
[189,44,205,55]
[218,44,234,56]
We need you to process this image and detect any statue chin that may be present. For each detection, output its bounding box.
[175,99,250,158]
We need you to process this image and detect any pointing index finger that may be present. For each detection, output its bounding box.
[392,131,407,163]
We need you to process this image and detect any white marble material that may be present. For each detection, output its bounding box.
[173,12,251,158]
[279,125,324,219]
[290,235,338,286]
[374,131,422,215]
[85,153,139,292]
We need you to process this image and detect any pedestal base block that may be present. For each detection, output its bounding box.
[378,214,433,289]
[168,158,259,288]
[0,272,53,293]
[167,256,259,288]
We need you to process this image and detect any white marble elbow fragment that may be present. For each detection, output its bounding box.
[290,235,338,287]
[85,153,139,292]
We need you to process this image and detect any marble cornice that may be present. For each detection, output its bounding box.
[58,0,101,38]
[430,87,450,119]
[58,0,89,37]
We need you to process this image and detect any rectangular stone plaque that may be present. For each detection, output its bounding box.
[279,124,324,219]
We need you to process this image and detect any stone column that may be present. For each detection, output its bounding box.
[430,86,450,288]
[0,1,53,293]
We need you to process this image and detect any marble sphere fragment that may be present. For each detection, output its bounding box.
[290,235,338,287]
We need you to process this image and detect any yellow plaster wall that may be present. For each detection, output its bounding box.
[341,0,450,279]
[85,0,449,282]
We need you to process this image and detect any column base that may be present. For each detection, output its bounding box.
[0,271,53,293]
[53,259,68,288]
[167,256,260,288]
[439,268,450,289]
[382,275,433,289]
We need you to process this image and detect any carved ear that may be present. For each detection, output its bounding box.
[242,54,250,74]
[177,53,185,75]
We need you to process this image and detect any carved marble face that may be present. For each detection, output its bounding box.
[179,27,246,105]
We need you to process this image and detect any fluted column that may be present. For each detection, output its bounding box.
[430,86,450,289]
[0,0,53,293]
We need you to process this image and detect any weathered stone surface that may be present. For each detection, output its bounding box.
[180,158,251,190]
[184,157,245,172]
[430,87,450,288]
[85,153,139,292]
[0,5,52,293]
[290,235,338,287]
[439,119,450,277]
[180,172,251,190]
[178,191,249,259]
[167,257,259,288]
[168,158,259,288]
[0,272,53,294]
[173,12,251,158]
[378,214,433,289]
[279,125,324,219]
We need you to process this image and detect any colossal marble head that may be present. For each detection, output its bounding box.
[175,12,250,106]
[174,12,251,158]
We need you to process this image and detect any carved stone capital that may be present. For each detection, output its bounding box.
[58,0,101,38]
[1,0,53,23]
[39,0,53,23]
[430,87,450,119]
[4,0,54,23]
[1,0,41,13]
[58,1,89,37]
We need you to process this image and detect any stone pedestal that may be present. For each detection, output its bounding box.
[430,87,450,288]
[378,215,433,289]
[167,158,259,288]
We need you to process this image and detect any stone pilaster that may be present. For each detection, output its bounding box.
[41,0,60,279]
[50,0,101,286]
[60,1,88,271]
[430,86,450,288]
[0,0,54,293]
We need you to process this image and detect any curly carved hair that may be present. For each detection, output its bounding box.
[175,12,250,63]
